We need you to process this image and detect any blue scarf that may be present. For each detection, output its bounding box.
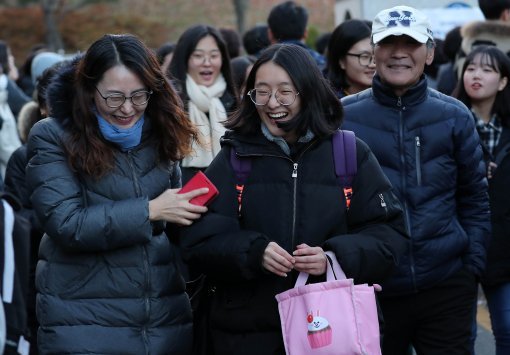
[96,114,145,151]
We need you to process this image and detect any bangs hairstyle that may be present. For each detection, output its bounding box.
[454,45,510,127]
[69,33,197,177]
[168,24,237,101]
[225,44,343,138]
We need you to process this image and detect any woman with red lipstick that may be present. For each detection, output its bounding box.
[25,34,208,355]
[454,45,510,355]
[180,44,408,354]
[169,25,238,183]
[325,19,375,98]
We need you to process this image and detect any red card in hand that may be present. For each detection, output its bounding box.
[178,171,219,206]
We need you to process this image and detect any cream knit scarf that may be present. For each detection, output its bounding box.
[182,74,227,168]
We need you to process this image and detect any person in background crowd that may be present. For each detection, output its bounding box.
[156,41,175,77]
[169,24,238,182]
[423,38,448,90]
[230,55,256,96]
[453,45,510,355]
[342,6,491,354]
[0,41,22,179]
[479,0,510,20]
[219,27,242,59]
[242,24,270,58]
[0,40,30,119]
[326,19,375,98]
[314,31,331,57]
[267,1,326,70]
[15,44,47,97]
[25,33,207,355]
[180,43,407,355]
[5,61,67,354]
[436,26,463,95]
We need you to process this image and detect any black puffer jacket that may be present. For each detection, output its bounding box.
[483,127,510,286]
[25,60,192,354]
[181,129,408,354]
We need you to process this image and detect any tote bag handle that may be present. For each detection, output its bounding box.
[295,251,346,287]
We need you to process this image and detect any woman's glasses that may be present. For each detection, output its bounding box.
[346,52,375,67]
[95,87,153,108]
[247,89,299,106]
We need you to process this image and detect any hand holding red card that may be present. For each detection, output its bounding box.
[178,171,219,206]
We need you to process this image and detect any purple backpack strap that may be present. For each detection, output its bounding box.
[230,147,252,215]
[230,147,252,184]
[333,130,357,187]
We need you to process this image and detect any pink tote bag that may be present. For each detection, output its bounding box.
[275,251,381,355]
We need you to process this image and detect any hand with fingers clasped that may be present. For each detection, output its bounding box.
[292,243,327,276]
[262,242,327,277]
[149,187,209,226]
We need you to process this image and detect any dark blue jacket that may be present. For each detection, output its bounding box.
[342,75,491,296]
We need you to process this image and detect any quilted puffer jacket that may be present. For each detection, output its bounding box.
[25,59,192,355]
[342,75,491,296]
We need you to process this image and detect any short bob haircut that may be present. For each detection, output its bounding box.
[326,19,372,93]
[169,24,237,103]
[68,34,197,177]
[454,45,510,127]
[225,44,343,138]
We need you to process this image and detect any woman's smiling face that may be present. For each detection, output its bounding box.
[253,61,301,144]
[94,65,149,129]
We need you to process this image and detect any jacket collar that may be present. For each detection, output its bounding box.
[372,74,429,107]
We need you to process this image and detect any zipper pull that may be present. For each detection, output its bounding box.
[397,97,402,107]
[379,193,387,208]
[415,136,421,147]
[292,163,298,178]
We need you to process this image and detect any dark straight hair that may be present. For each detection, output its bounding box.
[225,44,343,138]
[168,24,237,102]
[454,45,510,127]
[326,19,372,92]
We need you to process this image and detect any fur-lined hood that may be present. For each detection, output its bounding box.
[461,20,510,55]
[17,101,41,143]
[46,55,82,125]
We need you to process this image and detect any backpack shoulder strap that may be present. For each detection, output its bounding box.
[230,147,252,216]
[332,130,357,209]
[333,130,357,186]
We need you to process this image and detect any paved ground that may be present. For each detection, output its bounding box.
[475,303,495,355]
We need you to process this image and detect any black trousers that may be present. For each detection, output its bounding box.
[379,267,478,355]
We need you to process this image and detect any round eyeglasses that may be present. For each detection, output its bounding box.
[346,52,374,67]
[247,89,299,106]
[95,87,153,108]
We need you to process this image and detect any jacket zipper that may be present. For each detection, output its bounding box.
[379,193,388,219]
[397,98,417,291]
[415,136,422,186]
[291,162,298,251]
[126,151,150,353]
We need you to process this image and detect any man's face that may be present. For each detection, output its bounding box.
[373,35,434,96]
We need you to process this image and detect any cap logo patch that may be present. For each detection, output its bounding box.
[385,11,415,28]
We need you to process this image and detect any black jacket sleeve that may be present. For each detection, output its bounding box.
[324,139,408,285]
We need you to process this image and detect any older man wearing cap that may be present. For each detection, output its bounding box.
[342,5,491,355]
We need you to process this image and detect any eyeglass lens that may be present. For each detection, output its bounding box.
[249,89,298,106]
[106,92,151,108]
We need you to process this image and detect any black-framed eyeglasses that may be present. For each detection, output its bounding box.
[346,52,374,67]
[95,87,153,108]
[247,89,299,106]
